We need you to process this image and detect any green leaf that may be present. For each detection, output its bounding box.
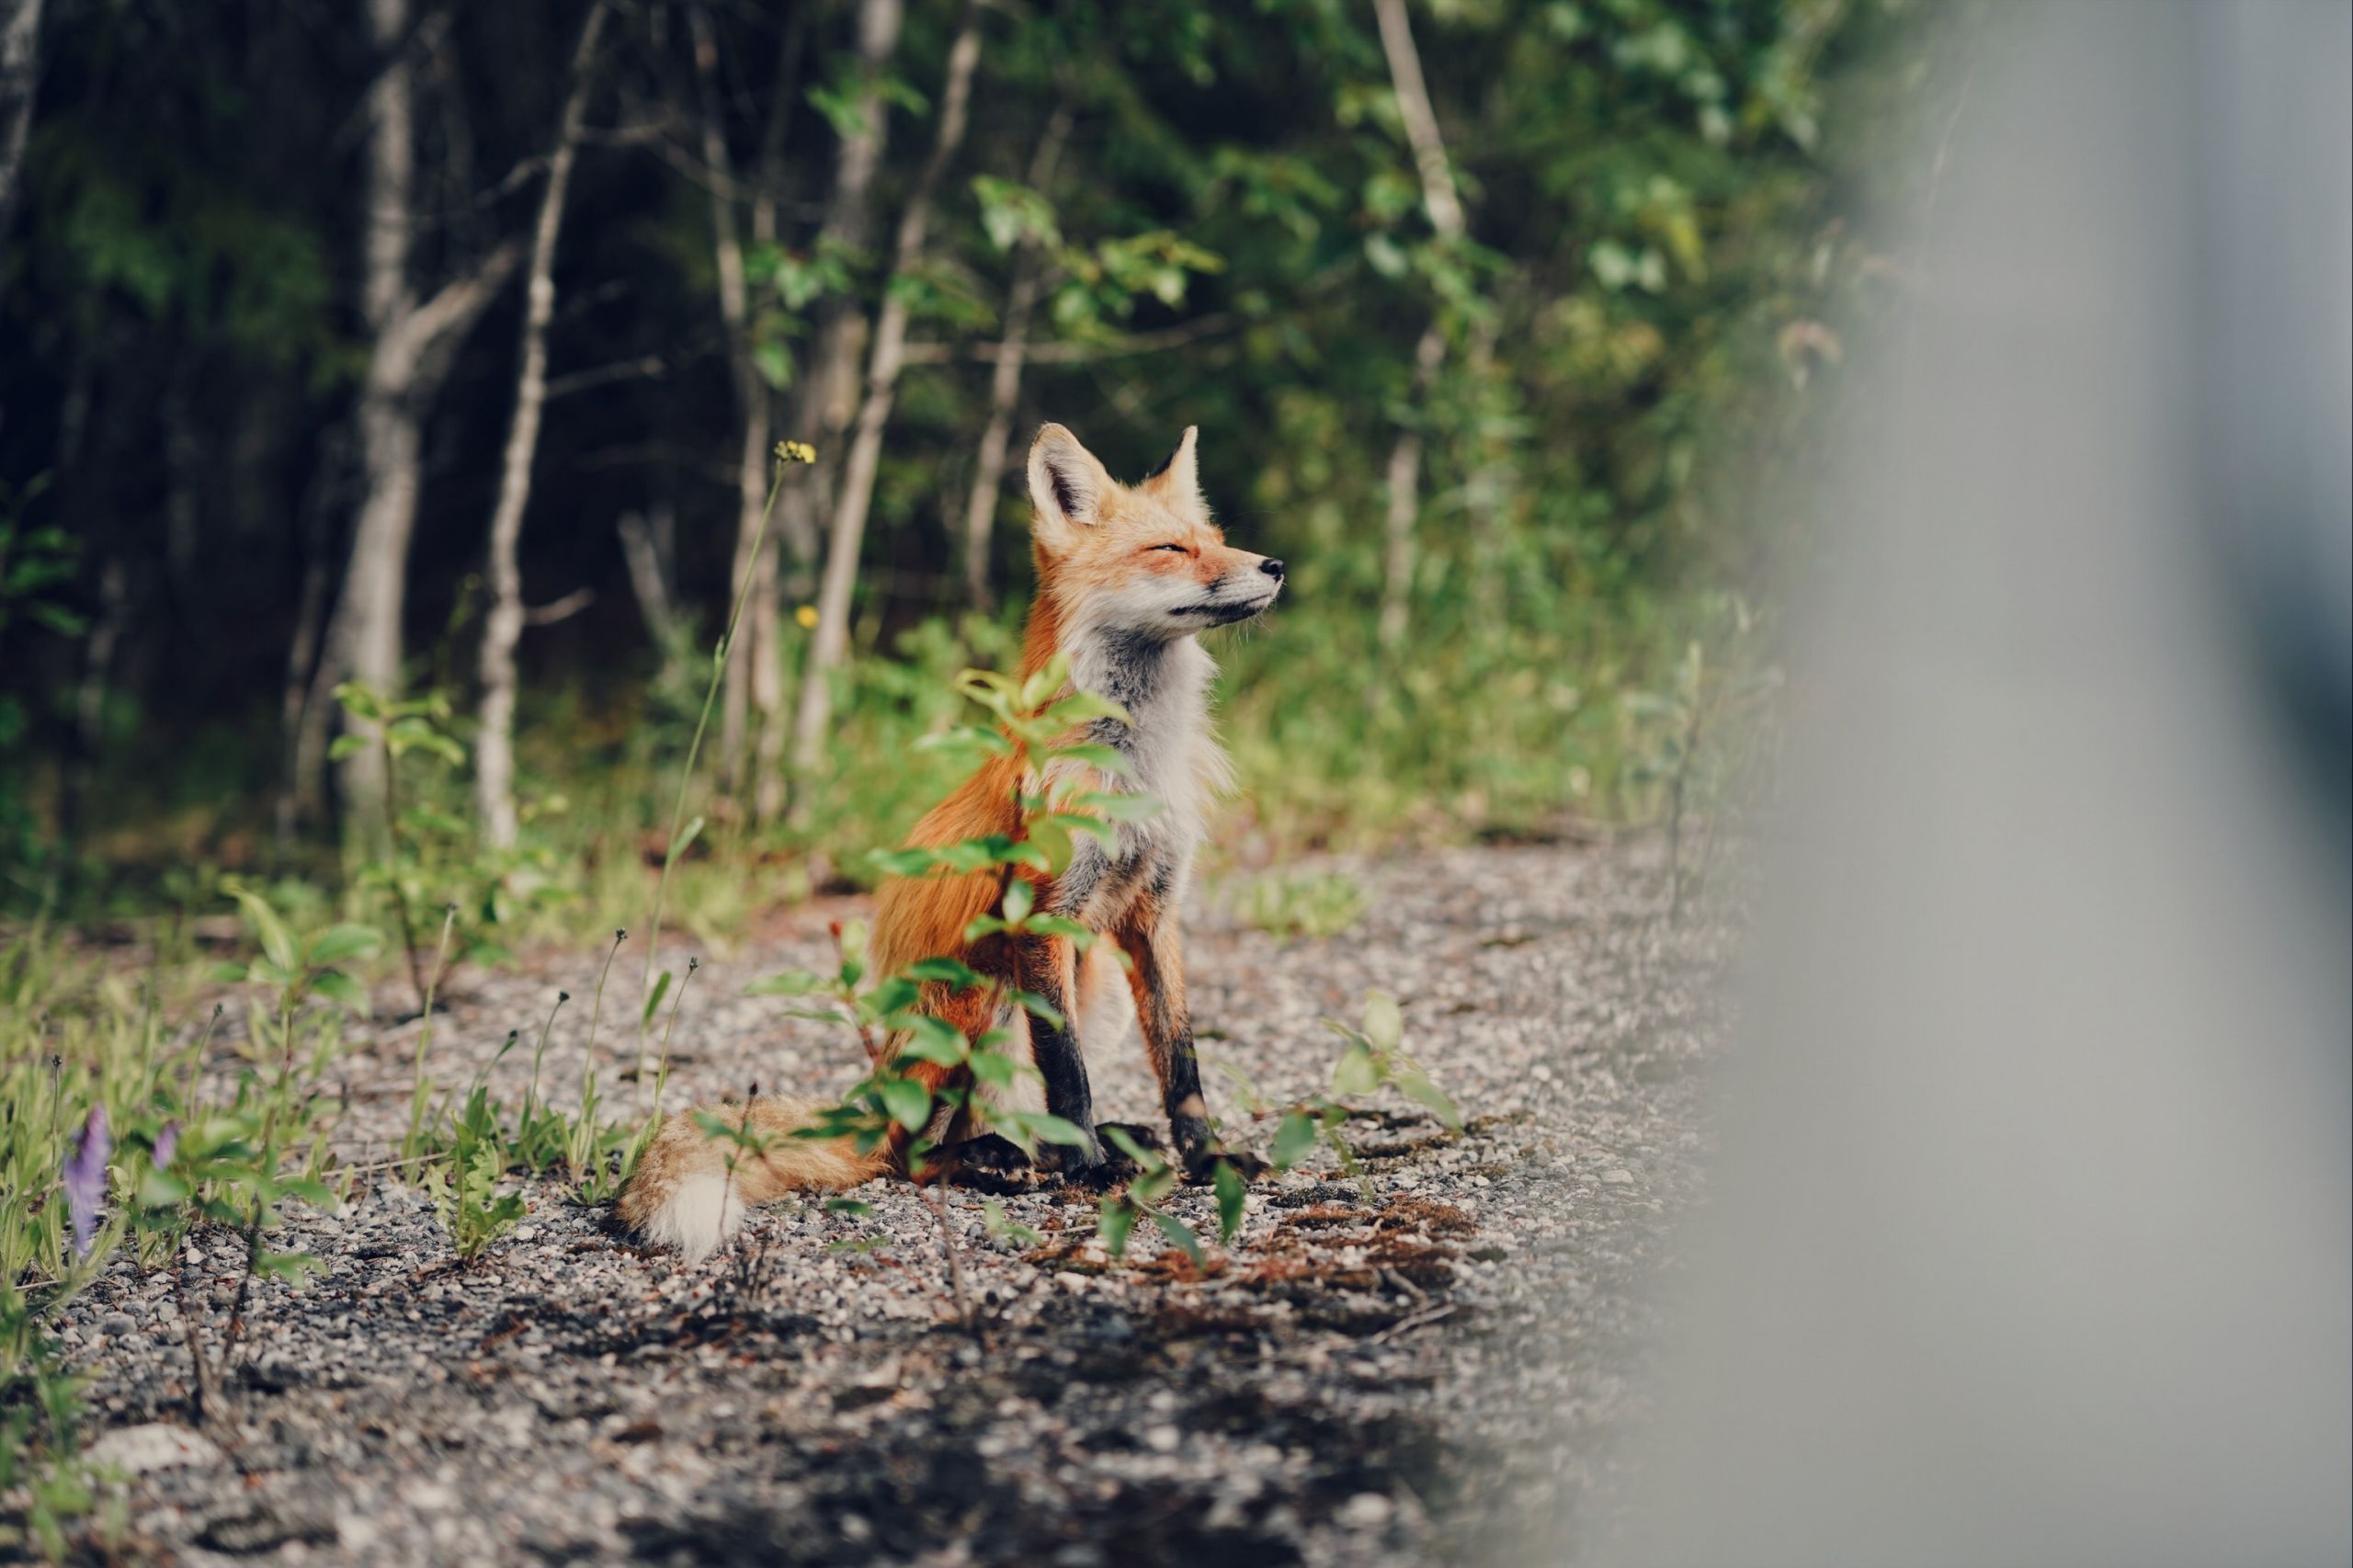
[1213,1158,1246,1243]
[869,846,948,879]
[229,889,299,975]
[334,682,384,722]
[1024,818,1075,876]
[136,1167,191,1209]
[310,970,368,1012]
[1007,989,1064,1030]
[893,1017,970,1066]
[1046,743,1130,777]
[1040,813,1119,851]
[878,1075,933,1132]
[209,961,249,984]
[1017,663,1064,712]
[904,958,986,990]
[1022,1112,1093,1150]
[307,923,382,966]
[1098,1124,1159,1168]
[1362,993,1404,1052]
[1097,1198,1139,1258]
[969,1050,1020,1089]
[327,733,370,761]
[670,814,706,863]
[1001,879,1035,926]
[1070,790,1163,822]
[1331,1043,1381,1096]
[1150,1211,1205,1266]
[1397,1068,1464,1132]
[278,1176,337,1208]
[825,1199,874,1217]
[1271,1110,1318,1171]
[254,1247,325,1280]
[692,1109,768,1149]
[642,970,673,1028]
[1041,689,1131,727]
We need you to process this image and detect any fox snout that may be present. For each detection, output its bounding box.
[1180,554,1284,626]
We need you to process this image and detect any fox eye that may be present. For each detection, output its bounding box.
[1148,542,1188,554]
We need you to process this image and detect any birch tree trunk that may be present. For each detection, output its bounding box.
[688,3,791,811]
[473,1,609,848]
[0,0,41,239]
[789,3,982,818]
[314,0,517,846]
[1371,0,1465,653]
[770,0,904,650]
[277,426,345,847]
[959,104,1071,610]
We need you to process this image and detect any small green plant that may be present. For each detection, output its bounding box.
[0,1286,96,1560]
[332,681,574,1005]
[1618,595,1782,917]
[1233,870,1367,940]
[394,906,458,1163]
[635,442,814,1096]
[421,1067,529,1261]
[1220,992,1462,1200]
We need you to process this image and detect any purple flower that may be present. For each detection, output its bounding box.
[63,1105,110,1259]
[152,1120,180,1169]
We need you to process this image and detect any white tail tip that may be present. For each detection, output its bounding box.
[642,1173,743,1266]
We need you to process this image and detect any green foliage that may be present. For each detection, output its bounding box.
[1232,870,1368,941]
[421,1082,530,1261]
[333,682,573,983]
[1221,991,1462,1202]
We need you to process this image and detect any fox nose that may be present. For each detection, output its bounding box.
[1260,558,1286,581]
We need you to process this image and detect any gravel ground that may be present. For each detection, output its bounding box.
[45,842,1735,1566]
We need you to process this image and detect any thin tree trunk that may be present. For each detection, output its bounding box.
[0,0,41,239]
[316,0,517,846]
[1370,0,1465,653]
[790,2,982,818]
[960,103,1071,610]
[1378,322,1446,651]
[773,0,905,608]
[687,2,781,806]
[475,2,609,849]
[616,506,676,649]
[277,426,345,848]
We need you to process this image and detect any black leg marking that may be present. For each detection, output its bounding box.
[1017,936,1102,1174]
[1118,904,1268,1186]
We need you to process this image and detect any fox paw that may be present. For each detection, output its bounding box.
[935,1134,1037,1195]
[1036,1124,1151,1191]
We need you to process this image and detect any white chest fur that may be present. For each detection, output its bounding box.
[1053,631,1231,927]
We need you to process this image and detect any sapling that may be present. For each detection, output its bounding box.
[637,444,813,1100]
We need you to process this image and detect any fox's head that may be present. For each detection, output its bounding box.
[1026,423,1285,641]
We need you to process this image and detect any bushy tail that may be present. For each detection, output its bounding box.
[617,1095,885,1263]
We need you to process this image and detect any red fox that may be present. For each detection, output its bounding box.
[620,423,1283,1260]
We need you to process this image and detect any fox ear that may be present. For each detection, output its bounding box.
[1027,423,1115,545]
[1139,426,1200,509]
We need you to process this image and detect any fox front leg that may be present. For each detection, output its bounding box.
[1013,932,1107,1176]
[1115,893,1267,1181]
